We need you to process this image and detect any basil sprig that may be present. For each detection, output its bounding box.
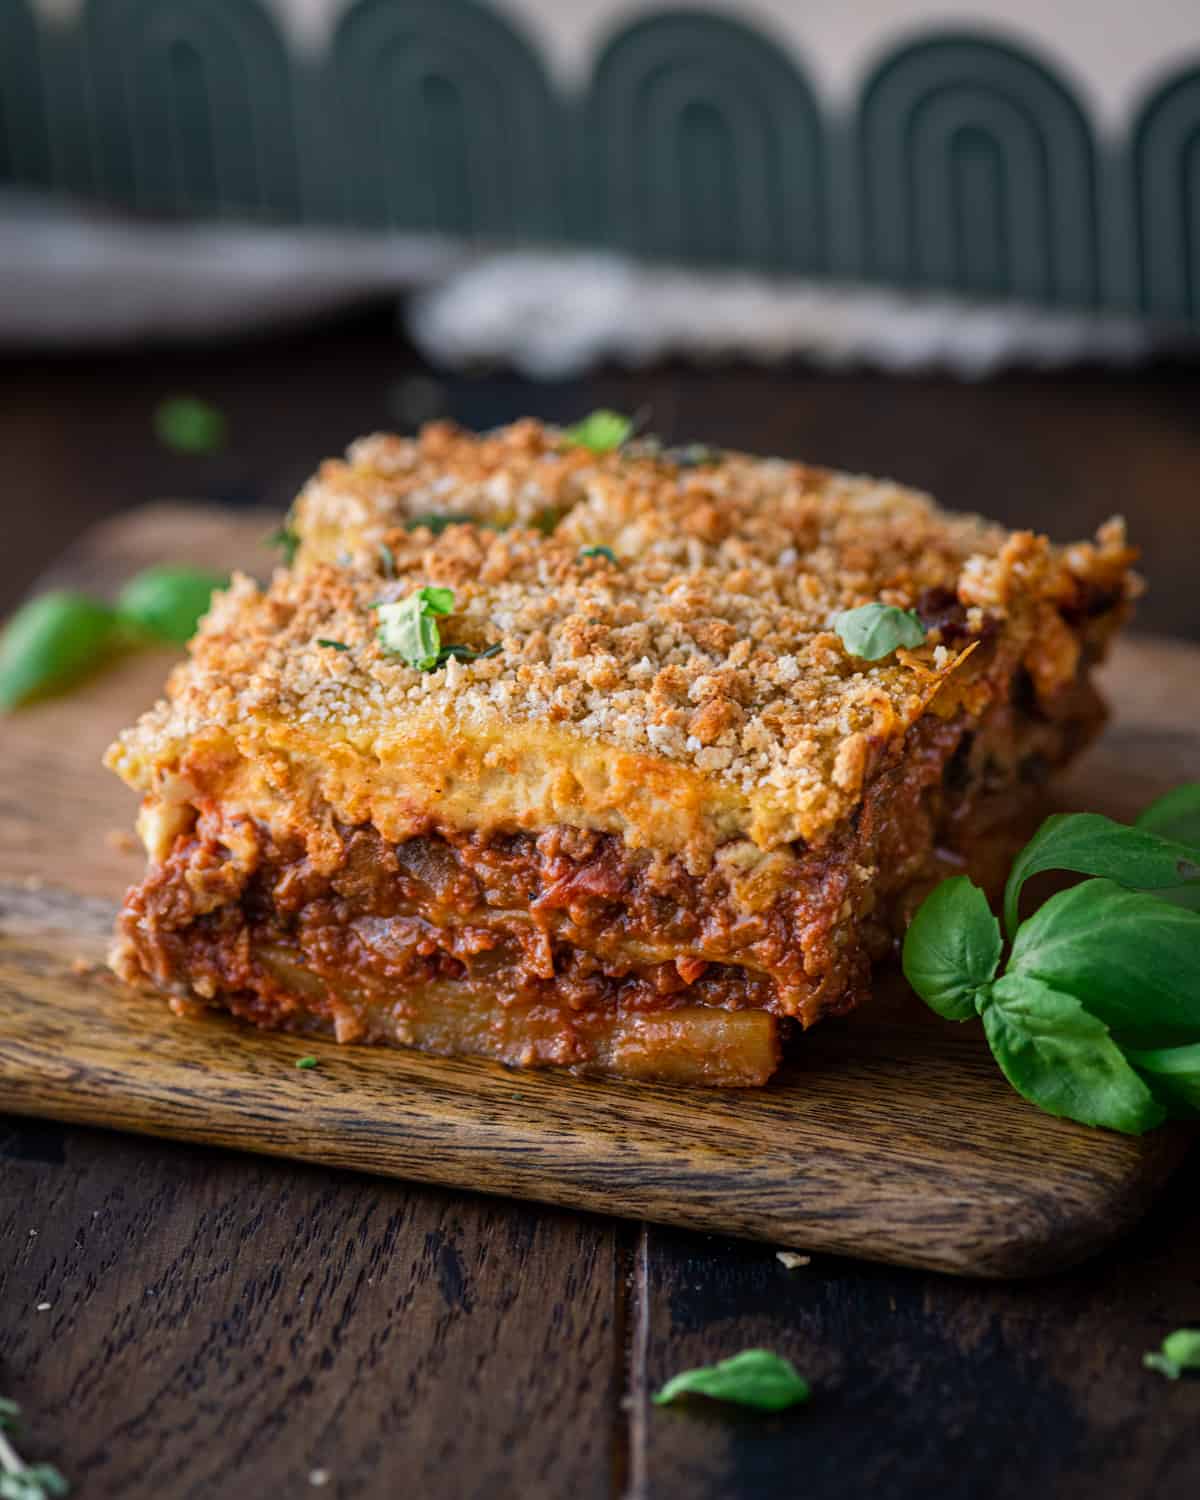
[561,409,632,454]
[902,786,1200,1134]
[1003,809,1200,934]
[653,1350,810,1412]
[833,603,926,661]
[0,567,227,710]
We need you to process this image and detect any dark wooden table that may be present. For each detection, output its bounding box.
[2,310,1199,1499]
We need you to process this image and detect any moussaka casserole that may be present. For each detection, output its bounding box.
[106,420,1137,1085]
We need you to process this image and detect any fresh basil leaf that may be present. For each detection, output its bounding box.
[420,587,454,615]
[116,566,227,645]
[902,876,1001,1020]
[1136,784,1200,850]
[562,410,632,454]
[0,1398,19,1430]
[405,514,457,535]
[0,591,122,709]
[154,395,226,454]
[266,524,299,565]
[1003,811,1200,935]
[315,639,350,652]
[435,642,501,665]
[579,545,618,564]
[833,603,926,661]
[1143,1328,1200,1380]
[1009,879,1200,1035]
[1124,1041,1200,1118]
[378,541,397,578]
[652,1349,809,1412]
[979,973,1165,1134]
[377,587,456,670]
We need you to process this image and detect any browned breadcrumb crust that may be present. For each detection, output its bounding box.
[110,421,1138,853]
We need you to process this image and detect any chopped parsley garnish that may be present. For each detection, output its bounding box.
[154,395,227,455]
[653,1350,810,1412]
[378,541,397,578]
[295,1056,318,1070]
[579,545,618,564]
[902,784,1200,1134]
[833,603,926,661]
[562,410,632,454]
[1144,1329,1200,1379]
[316,639,350,651]
[267,524,300,565]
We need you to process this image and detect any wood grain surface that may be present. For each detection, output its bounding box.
[0,506,1196,1279]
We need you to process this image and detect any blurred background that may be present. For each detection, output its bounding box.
[2,0,1199,635]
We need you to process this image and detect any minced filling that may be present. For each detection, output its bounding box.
[113,658,1106,1085]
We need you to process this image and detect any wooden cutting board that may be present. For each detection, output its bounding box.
[1,504,1196,1278]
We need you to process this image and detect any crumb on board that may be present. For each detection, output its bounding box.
[309,1469,330,1488]
[35,1301,51,1311]
[105,828,140,853]
[776,1251,812,1270]
[70,956,93,976]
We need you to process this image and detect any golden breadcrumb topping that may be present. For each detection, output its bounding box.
[111,421,1138,851]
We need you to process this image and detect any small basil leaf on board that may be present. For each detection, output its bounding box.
[902,876,1001,1020]
[1008,879,1200,1035]
[561,410,632,454]
[1002,811,1200,935]
[0,591,121,710]
[116,566,228,645]
[1125,1041,1200,1117]
[1143,1329,1200,1380]
[833,603,926,662]
[653,1350,810,1412]
[1136,784,1200,851]
[979,973,1165,1135]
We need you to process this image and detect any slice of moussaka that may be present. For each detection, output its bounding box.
[106,420,1138,1086]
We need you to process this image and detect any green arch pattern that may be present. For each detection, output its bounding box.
[329,0,564,237]
[859,34,1099,305]
[0,0,51,187]
[7,6,1200,325]
[578,9,825,272]
[81,0,300,219]
[1133,64,1200,321]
